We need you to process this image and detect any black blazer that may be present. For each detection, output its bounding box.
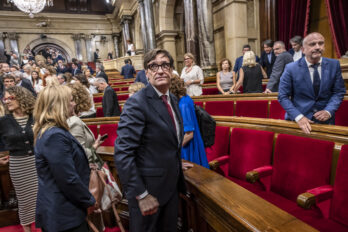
[260,51,276,78]
[20,78,37,97]
[0,114,34,156]
[102,86,121,117]
[114,84,186,207]
[96,71,108,83]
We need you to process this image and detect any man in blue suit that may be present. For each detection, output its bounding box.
[121,59,136,79]
[134,69,148,85]
[278,32,346,134]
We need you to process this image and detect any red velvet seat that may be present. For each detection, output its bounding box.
[120,87,129,91]
[235,100,268,118]
[113,87,120,92]
[269,100,286,120]
[117,94,129,101]
[99,124,118,146]
[205,101,234,116]
[205,126,230,175]
[195,101,204,109]
[93,96,103,103]
[335,100,348,126]
[202,88,219,95]
[96,107,104,117]
[87,125,98,138]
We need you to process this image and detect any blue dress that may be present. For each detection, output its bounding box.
[179,95,209,168]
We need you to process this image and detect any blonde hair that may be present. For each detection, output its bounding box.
[0,102,5,117]
[184,53,196,65]
[128,82,145,94]
[242,51,256,67]
[33,85,72,139]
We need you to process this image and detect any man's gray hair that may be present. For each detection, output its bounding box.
[96,64,105,72]
[290,35,303,45]
[13,71,23,79]
[274,41,286,48]
[96,78,107,84]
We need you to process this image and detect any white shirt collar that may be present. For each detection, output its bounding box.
[305,57,322,68]
[152,84,170,98]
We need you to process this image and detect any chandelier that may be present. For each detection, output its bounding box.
[8,0,54,18]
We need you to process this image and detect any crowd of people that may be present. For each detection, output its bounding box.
[0,31,345,232]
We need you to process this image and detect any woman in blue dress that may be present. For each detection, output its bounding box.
[170,77,209,168]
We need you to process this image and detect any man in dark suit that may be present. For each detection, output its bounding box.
[121,59,136,79]
[288,35,304,62]
[114,49,186,232]
[134,69,148,85]
[13,71,36,97]
[278,32,346,134]
[71,63,82,76]
[93,49,100,63]
[96,64,108,83]
[260,39,276,78]
[56,60,69,74]
[96,78,120,117]
[264,41,293,93]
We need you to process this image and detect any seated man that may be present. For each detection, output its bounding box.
[95,64,108,83]
[134,69,148,85]
[278,32,346,134]
[96,78,121,117]
[121,59,136,79]
[13,71,36,97]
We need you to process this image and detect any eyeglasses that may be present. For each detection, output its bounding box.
[147,62,171,72]
[2,95,15,103]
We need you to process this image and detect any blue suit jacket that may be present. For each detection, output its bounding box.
[114,84,186,208]
[35,127,95,232]
[121,63,136,79]
[278,57,346,124]
[135,69,148,85]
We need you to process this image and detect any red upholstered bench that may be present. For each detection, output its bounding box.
[113,87,120,92]
[120,87,129,91]
[247,134,334,226]
[117,94,129,101]
[96,107,104,117]
[210,128,274,191]
[99,124,118,146]
[195,102,204,109]
[205,126,230,176]
[205,101,234,116]
[269,100,286,120]
[87,125,98,138]
[202,88,219,95]
[235,100,268,118]
[335,100,348,126]
[93,96,103,103]
[291,145,348,232]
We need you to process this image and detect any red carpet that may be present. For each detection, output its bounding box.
[0,224,121,232]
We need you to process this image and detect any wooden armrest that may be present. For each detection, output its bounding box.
[246,165,273,183]
[297,192,316,209]
[297,185,333,209]
[208,155,229,170]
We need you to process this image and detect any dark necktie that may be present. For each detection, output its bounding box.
[311,63,321,97]
[161,95,177,132]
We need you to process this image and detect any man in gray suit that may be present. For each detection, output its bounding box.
[114,49,186,232]
[264,41,293,93]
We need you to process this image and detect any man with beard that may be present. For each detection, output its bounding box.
[278,32,346,134]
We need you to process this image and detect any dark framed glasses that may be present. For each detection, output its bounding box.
[147,62,171,72]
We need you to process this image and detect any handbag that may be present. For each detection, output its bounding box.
[87,149,125,232]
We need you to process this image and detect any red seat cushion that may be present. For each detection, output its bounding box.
[121,87,129,91]
[271,134,334,202]
[118,94,129,101]
[195,101,204,109]
[87,125,98,138]
[335,100,348,126]
[96,107,104,117]
[235,100,268,118]
[269,100,286,120]
[228,128,274,180]
[93,96,103,103]
[202,88,219,95]
[331,145,348,227]
[99,124,118,146]
[205,101,234,116]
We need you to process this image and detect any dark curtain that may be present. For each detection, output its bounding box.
[325,0,348,57]
[277,0,311,50]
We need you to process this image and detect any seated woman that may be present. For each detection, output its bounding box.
[67,82,105,231]
[216,58,234,94]
[33,84,95,232]
[180,53,204,97]
[233,51,267,93]
[170,77,209,168]
[128,82,145,97]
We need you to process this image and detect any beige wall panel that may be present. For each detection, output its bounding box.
[214,28,226,64]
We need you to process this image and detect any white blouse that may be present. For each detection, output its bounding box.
[180,65,204,96]
[33,79,44,93]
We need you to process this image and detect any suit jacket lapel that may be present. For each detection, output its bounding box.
[299,58,315,97]
[146,85,177,142]
[170,93,183,144]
